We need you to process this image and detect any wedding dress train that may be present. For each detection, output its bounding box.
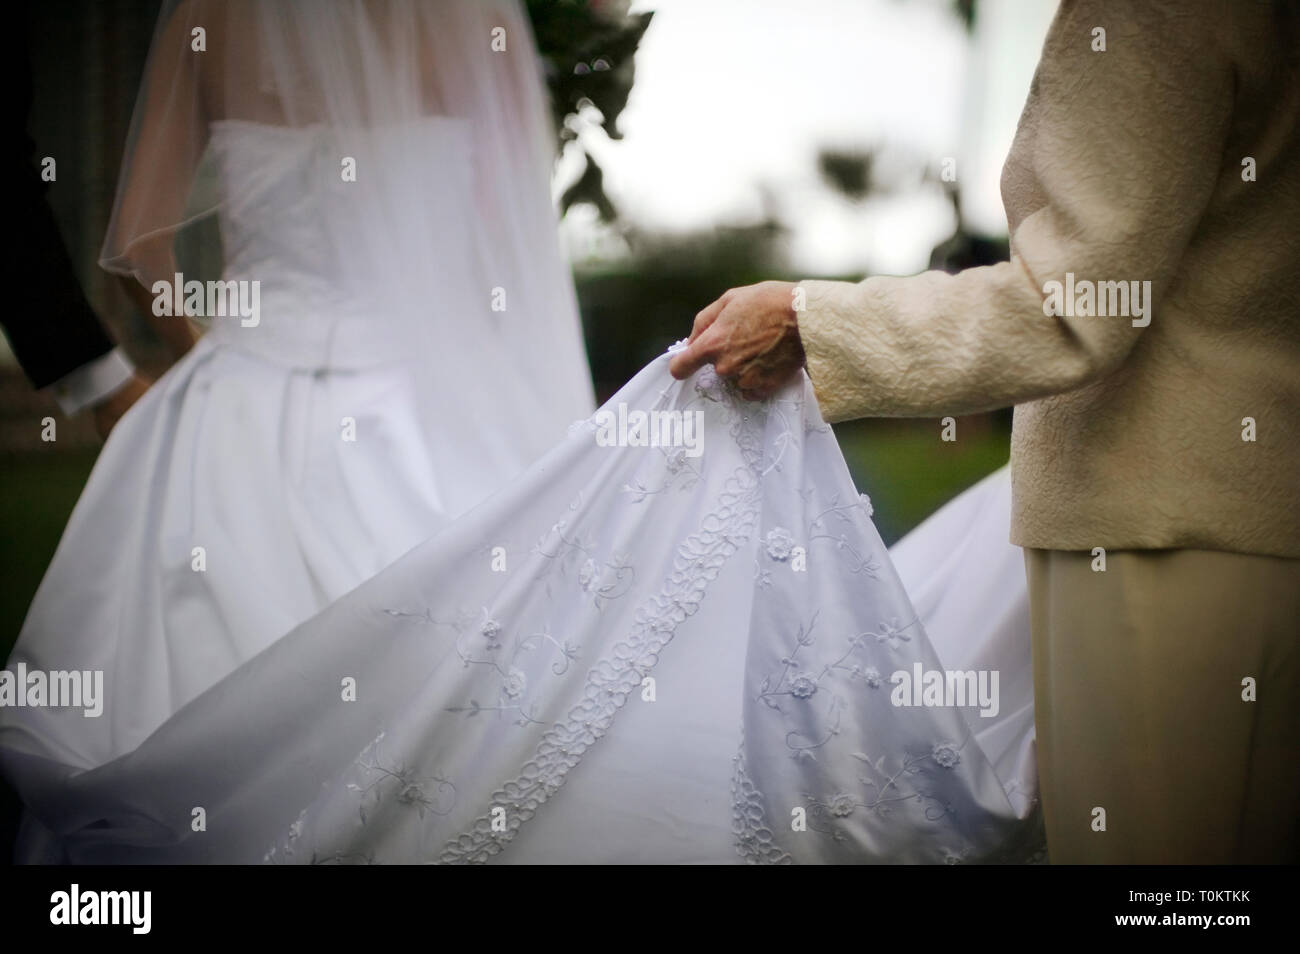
[2,345,1040,863]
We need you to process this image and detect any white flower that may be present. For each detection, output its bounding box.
[481,615,502,646]
[665,447,689,473]
[503,668,527,699]
[789,672,818,699]
[828,794,856,818]
[578,558,598,592]
[397,781,427,806]
[863,666,883,689]
[765,527,795,561]
[932,742,961,770]
[859,493,874,517]
[873,618,910,649]
[390,763,430,808]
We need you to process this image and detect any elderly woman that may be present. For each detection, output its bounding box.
[671,0,1300,863]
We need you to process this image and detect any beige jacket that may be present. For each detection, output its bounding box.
[797,0,1300,558]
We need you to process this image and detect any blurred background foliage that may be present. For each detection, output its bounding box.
[526,0,653,221]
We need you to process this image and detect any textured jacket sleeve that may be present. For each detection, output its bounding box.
[797,0,1233,422]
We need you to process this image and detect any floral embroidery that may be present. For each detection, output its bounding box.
[870,617,913,650]
[273,731,457,840]
[436,376,771,864]
[438,465,761,863]
[764,527,795,561]
[345,736,457,824]
[931,742,961,770]
[731,738,792,865]
[262,365,1042,866]
[807,493,881,577]
[827,793,857,817]
[502,668,527,699]
[789,673,818,699]
[535,524,636,608]
[755,613,823,712]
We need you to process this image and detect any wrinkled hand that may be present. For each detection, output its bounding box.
[92,372,152,440]
[667,281,806,400]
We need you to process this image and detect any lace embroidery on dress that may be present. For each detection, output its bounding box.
[437,366,768,863]
[731,731,792,864]
[260,353,786,864]
[437,465,761,863]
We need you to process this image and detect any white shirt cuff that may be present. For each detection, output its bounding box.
[47,347,135,417]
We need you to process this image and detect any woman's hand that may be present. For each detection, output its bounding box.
[667,280,806,399]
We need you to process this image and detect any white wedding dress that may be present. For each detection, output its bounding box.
[1,118,1041,865]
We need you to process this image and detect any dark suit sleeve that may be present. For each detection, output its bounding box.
[4,24,116,390]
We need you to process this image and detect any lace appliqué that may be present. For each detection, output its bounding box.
[435,368,771,864]
[731,733,792,864]
[437,464,761,863]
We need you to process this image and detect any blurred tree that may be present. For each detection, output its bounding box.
[952,0,976,32]
[559,150,618,222]
[525,0,653,220]
[818,149,875,202]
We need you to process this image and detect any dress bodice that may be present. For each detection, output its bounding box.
[202,117,479,367]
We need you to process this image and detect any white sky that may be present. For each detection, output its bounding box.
[560,0,1058,276]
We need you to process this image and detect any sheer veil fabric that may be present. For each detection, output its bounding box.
[100,0,593,438]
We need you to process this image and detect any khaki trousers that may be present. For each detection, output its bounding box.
[1024,547,1300,863]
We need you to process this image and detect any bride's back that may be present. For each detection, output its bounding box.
[102,0,593,415]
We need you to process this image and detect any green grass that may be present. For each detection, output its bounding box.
[0,449,100,661]
[833,418,1010,546]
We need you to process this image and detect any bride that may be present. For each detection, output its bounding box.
[0,0,1038,864]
